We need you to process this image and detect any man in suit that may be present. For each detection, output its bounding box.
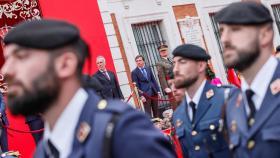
[93,56,124,100]
[216,2,280,158]
[2,19,175,158]
[132,55,161,118]
[172,44,231,158]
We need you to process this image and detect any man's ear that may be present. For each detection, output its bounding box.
[198,61,207,73]
[54,52,78,78]
[259,24,274,47]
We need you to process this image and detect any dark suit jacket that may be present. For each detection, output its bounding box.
[226,61,280,158]
[131,66,160,96]
[93,70,124,99]
[82,74,104,98]
[34,89,176,158]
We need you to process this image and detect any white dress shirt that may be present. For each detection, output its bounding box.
[241,56,277,115]
[100,70,110,80]
[185,80,206,121]
[43,88,88,158]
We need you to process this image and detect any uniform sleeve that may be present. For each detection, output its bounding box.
[0,94,5,113]
[113,109,176,158]
[156,63,168,90]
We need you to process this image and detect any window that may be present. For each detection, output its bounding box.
[132,21,170,108]
[272,4,280,35]
[209,13,223,55]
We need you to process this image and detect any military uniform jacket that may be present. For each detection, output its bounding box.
[173,81,230,158]
[226,62,280,158]
[34,90,175,158]
[156,58,174,90]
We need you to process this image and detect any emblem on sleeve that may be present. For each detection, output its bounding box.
[206,89,214,99]
[270,79,280,95]
[175,119,183,128]
[77,122,91,143]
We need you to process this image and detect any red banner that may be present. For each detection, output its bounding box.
[0,0,115,157]
[39,0,115,75]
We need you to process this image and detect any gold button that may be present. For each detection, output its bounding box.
[247,140,255,150]
[248,118,255,127]
[97,100,107,110]
[194,145,200,151]
[209,124,215,130]
[191,130,198,136]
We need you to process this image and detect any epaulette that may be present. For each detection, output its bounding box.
[96,99,131,114]
[217,84,238,100]
[1,151,20,158]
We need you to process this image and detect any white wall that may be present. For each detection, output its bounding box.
[97,0,134,105]
[99,0,280,89]
[103,0,182,70]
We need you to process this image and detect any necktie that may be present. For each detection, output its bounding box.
[45,140,59,158]
[167,58,173,64]
[103,71,110,80]
[245,89,256,128]
[189,101,196,124]
[141,68,148,79]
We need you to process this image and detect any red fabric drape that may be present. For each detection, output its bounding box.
[1,0,114,157]
[39,0,116,75]
[0,1,42,157]
[227,68,241,88]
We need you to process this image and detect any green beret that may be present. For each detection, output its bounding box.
[215,2,273,25]
[172,44,211,61]
[4,19,81,49]
[158,44,168,51]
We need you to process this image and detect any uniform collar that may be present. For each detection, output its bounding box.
[241,56,277,110]
[99,69,107,73]
[43,88,88,158]
[185,79,207,107]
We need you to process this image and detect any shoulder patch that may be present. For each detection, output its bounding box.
[270,78,280,95]
[76,122,91,143]
[206,89,214,99]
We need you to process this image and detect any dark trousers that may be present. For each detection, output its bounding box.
[144,95,159,118]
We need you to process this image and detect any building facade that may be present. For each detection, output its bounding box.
[97,0,280,102]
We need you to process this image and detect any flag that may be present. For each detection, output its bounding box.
[227,68,241,88]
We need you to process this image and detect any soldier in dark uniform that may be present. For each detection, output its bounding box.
[215,1,280,158]
[172,44,231,158]
[1,19,176,158]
